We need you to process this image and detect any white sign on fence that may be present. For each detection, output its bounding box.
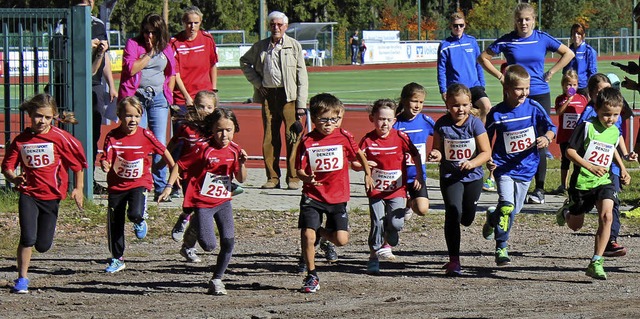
[364,42,439,64]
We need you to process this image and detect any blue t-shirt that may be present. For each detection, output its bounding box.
[562,42,597,90]
[434,114,486,182]
[393,113,435,183]
[488,30,562,96]
[576,103,623,176]
[486,98,557,180]
[437,33,485,94]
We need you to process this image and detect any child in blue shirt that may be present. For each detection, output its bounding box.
[482,64,556,266]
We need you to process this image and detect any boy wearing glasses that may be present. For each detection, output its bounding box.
[295,93,373,293]
[437,12,491,123]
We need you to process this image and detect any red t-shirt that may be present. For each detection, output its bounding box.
[101,128,166,192]
[296,128,360,204]
[170,30,218,105]
[2,126,87,200]
[555,93,588,144]
[178,141,242,208]
[359,129,418,199]
[169,123,207,179]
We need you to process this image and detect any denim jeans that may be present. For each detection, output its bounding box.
[138,92,169,193]
[494,174,531,249]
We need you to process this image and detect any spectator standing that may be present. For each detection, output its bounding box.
[240,11,308,190]
[562,23,597,97]
[359,39,367,65]
[350,30,360,65]
[478,3,574,205]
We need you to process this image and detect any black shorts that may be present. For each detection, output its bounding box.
[469,86,488,106]
[568,183,618,216]
[407,182,429,199]
[298,194,349,232]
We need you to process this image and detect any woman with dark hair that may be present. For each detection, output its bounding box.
[563,23,597,97]
[118,13,176,201]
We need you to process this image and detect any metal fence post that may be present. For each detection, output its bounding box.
[70,5,93,198]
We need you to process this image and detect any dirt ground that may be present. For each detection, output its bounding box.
[2,203,640,319]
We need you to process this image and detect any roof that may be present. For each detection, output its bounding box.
[285,22,337,42]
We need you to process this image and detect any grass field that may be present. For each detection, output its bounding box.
[217,59,640,107]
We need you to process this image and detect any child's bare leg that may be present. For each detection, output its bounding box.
[411,197,429,216]
[17,245,31,278]
[595,199,614,257]
[318,228,349,246]
[301,228,316,271]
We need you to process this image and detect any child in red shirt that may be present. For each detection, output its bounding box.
[551,69,588,195]
[158,108,247,295]
[100,96,175,273]
[2,93,87,294]
[295,93,373,293]
[357,99,424,275]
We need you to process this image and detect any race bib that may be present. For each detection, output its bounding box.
[200,172,232,199]
[503,126,535,154]
[584,140,615,168]
[562,113,579,130]
[405,143,425,166]
[21,143,55,168]
[114,156,144,179]
[372,168,402,192]
[444,138,476,161]
[307,145,344,172]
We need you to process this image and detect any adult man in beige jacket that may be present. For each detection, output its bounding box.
[240,11,308,190]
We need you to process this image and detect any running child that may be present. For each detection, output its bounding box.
[295,93,373,293]
[158,108,247,295]
[167,90,217,244]
[482,64,556,266]
[574,73,636,257]
[392,83,434,223]
[556,87,631,279]
[2,93,87,293]
[356,99,424,275]
[100,96,175,273]
[550,69,588,195]
[427,84,491,276]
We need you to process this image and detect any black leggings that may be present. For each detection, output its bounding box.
[107,187,147,259]
[441,178,483,257]
[184,201,235,280]
[529,93,551,190]
[18,194,60,253]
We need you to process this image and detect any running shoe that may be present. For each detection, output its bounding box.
[621,206,640,218]
[301,274,320,293]
[603,241,627,257]
[495,247,511,266]
[482,206,496,240]
[180,246,202,263]
[207,279,227,295]
[367,258,380,275]
[527,188,545,204]
[497,203,514,232]
[482,178,496,192]
[548,185,567,196]
[12,277,29,294]
[404,207,414,222]
[171,215,189,242]
[376,245,396,261]
[444,261,462,277]
[319,239,338,262]
[231,183,244,196]
[586,258,607,280]
[556,199,570,227]
[105,258,126,273]
[133,220,147,239]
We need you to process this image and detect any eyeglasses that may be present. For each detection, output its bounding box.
[452,24,465,29]
[270,23,286,28]
[317,117,341,124]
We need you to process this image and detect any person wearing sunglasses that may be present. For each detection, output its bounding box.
[240,11,309,190]
[437,12,491,124]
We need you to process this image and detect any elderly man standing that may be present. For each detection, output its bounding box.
[240,11,308,190]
